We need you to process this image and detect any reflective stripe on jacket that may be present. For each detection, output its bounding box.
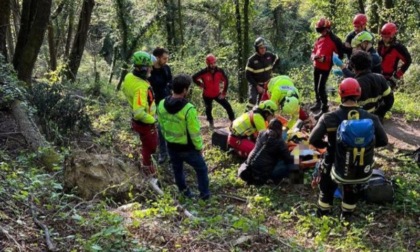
[122,73,156,124]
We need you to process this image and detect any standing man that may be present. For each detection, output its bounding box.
[377,22,412,89]
[122,51,157,177]
[245,37,279,110]
[309,78,388,220]
[344,14,369,59]
[310,18,343,119]
[192,54,235,129]
[157,74,210,200]
[351,51,394,122]
[149,47,172,164]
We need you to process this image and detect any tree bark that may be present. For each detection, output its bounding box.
[65,0,95,82]
[177,0,184,54]
[234,0,246,102]
[13,0,53,85]
[64,4,74,59]
[357,0,365,13]
[47,24,57,71]
[0,0,10,61]
[369,0,381,34]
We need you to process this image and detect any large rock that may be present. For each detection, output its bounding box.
[64,151,144,200]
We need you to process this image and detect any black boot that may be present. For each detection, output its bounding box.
[310,102,321,112]
[314,105,329,120]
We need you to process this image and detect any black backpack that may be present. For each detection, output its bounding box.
[362,169,394,204]
[331,113,375,184]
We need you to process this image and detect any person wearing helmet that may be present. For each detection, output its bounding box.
[157,74,210,200]
[122,51,158,177]
[265,75,309,129]
[377,22,412,89]
[192,54,235,129]
[245,37,279,110]
[149,47,172,164]
[238,118,294,185]
[335,31,382,77]
[343,14,372,59]
[228,100,278,158]
[309,78,388,220]
[350,50,394,122]
[310,18,343,118]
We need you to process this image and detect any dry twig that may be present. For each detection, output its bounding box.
[29,195,56,252]
[0,225,22,252]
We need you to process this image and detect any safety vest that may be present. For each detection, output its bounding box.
[231,112,267,137]
[267,77,300,106]
[157,101,202,149]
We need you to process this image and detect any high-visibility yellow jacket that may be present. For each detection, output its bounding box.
[157,97,203,151]
[231,111,268,138]
[122,72,156,124]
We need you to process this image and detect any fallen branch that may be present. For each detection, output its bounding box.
[29,196,56,252]
[218,193,247,202]
[0,225,22,252]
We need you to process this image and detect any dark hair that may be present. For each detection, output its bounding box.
[172,74,192,94]
[350,50,372,71]
[268,118,283,138]
[152,47,169,57]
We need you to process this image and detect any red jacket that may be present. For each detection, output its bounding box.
[311,32,343,71]
[377,40,411,79]
[192,67,229,98]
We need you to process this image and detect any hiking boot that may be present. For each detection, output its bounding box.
[316,208,332,218]
[314,105,329,120]
[310,102,321,112]
[340,211,354,224]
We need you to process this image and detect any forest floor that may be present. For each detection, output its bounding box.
[0,110,419,251]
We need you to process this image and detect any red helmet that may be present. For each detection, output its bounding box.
[316,18,331,29]
[381,23,397,37]
[339,78,361,98]
[353,14,368,27]
[206,54,217,65]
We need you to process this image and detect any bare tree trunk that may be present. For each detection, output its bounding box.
[13,0,53,85]
[6,25,14,60]
[47,24,57,71]
[65,0,95,82]
[369,0,381,34]
[0,0,10,61]
[65,4,74,59]
[177,0,184,51]
[357,0,365,13]
[234,0,246,102]
[11,0,21,35]
[108,46,117,84]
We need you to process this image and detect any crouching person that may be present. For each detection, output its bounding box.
[309,78,388,221]
[228,100,278,158]
[238,119,294,185]
[157,74,210,200]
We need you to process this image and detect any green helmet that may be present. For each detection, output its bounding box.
[351,31,373,48]
[131,51,153,66]
[258,100,278,115]
[282,96,300,115]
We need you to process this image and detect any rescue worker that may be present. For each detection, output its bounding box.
[265,75,308,129]
[238,118,294,185]
[309,78,388,220]
[157,74,210,200]
[228,100,278,158]
[245,37,279,110]
[333,31,382,77]
[149,47,172,164]
[122,51,157,177]
[377,22,412,89]
[192,54,235,129]
[351,50,394,122]
[310,18,343,119]
[344,14,370,59]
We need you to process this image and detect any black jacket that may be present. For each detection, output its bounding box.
[245,52,278,86]
[245,130,293,182]
[148,65,172,104]
[355,71,394,118]
[309,105,388,165]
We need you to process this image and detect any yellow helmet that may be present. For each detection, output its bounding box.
[258,100,278,115]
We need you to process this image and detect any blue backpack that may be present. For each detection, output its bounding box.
[331,118,375,184]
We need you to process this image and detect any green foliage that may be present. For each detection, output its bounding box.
[0,55,27,109]
[29,82,91,144]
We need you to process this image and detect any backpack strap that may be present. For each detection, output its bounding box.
[249,111,256,128]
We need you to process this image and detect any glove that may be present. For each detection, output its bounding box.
[332,68,343,77]
[332,53,343,67]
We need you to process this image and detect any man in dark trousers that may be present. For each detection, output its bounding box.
[149,47,172,164]
[310,18,343,119]
[192,54,235,129]
[157,74,210,200]
[245,37,279,110]
[309,78,388,221]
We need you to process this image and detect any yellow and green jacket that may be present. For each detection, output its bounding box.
[231,111,268,138]
[122,72,156,124]
[157,96,203,151]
